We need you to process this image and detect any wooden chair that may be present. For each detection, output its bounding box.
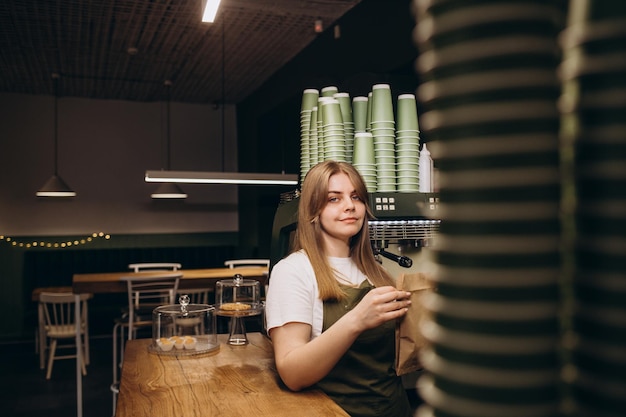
[128,262,181,272]
[177,287,211,305]
[111,272,182,412]
[33,285,78,370]
[39,292,91,379]
[122,272,182,338]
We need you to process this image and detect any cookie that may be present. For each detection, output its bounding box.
[220,302,251,311]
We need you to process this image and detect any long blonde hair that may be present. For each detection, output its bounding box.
[294,160,395,301]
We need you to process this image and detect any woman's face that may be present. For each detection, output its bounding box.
[318,172,366,250]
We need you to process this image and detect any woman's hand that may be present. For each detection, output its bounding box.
[349,286,412,332]
[271,286,411,391]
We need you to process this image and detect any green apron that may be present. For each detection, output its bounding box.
[317,280,412,417]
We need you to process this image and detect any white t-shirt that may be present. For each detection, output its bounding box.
[265,250,369,339]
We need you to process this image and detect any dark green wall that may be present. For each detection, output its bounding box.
[1,232,238,340]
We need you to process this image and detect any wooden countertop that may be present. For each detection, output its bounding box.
[116,333,349,417]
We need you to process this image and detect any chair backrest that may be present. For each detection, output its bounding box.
[177,287,212,305]
[128,262,182,272]
[122,272,182,310]
[224,259,270,269]
[39,292,90,335]
[121,272,182,340]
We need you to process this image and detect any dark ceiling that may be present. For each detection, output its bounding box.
[0,0,362,104]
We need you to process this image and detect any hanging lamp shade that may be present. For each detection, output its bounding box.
[151,80,187,200]
[36,174,77,197]
[37,73,77,198]
[150,182,188,199]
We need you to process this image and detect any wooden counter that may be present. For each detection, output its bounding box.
[68,266,269,417]
[116,333,349,417]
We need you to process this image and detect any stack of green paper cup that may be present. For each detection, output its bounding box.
[308,106,319,171]
[352,132,377,192]
[301,88,319,113]
[316,96,335,161]
[300,89,319,180]
[413,1,565,416]
[334,92,354,163]
[396,93,421,193]
[559,2,626,415]
[370,84,397,192]
[321,98,346,162]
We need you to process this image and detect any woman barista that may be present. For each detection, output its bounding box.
[265,160,413,417]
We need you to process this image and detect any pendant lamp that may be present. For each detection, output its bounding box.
[36,73,77,197]
[146,18,297,187]
[151,80,187,199]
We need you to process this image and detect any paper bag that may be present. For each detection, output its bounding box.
[395,272,431,376]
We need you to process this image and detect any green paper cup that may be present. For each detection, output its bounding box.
[353,132,375,165]
[321,99,343,125]
[397,93,420,131]
[371,84,395,122]
[301,89,319,112]
[353,96,369,133]
[321,86,339,97]
[333,92,353,123]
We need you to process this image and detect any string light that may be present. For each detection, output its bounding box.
[0,232,111,249]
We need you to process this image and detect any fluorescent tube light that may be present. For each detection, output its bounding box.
[146,170,298,186]
[202,0,222,23]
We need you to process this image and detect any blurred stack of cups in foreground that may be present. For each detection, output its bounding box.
[559,1,626,415]
[413,1,565,416]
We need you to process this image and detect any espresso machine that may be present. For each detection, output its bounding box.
[270,190,440,277]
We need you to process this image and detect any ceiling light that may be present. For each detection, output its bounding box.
[150,182,188,199]
[150,80,187,199]
[37,73,77,198]
[202,0,222,23]
[145,170,298,186]
[36,175,77,197]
